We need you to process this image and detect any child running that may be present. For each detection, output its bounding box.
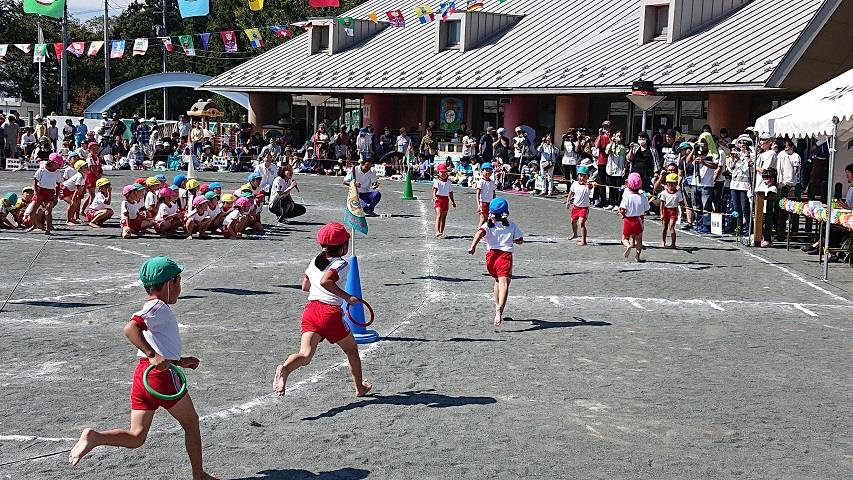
[273,222,373,397]
[84,178,113,227]
[564,165,593,245]
[68,256,218,480]
[475,162,496,226]
[658,173,685,248]
[32,153,65,235]
[620,172,650,262]
[433,163,456,237]
[467,198,524,326]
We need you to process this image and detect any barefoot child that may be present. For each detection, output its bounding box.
[185,196,212,240]
[61,160,88,225]
[203,192,224,234]
[433,163,456,237]
[475,162,497,226]
[273,222,373,397]
[120,184,152,239]
[658,173,685,248]
[32,153,64,234]
[620,172,650,262]
[85,178,114,227]
[143,177,160,218]
[1,193,18,229]
[467,198,524,326]
[154,187,182,237]
[564,165,593,245]
[69,256,218,480]
[223,196,251,239]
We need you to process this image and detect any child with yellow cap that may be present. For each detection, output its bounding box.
[69,256,218,480]
[658,173,685,249]
[143,176,160,218]
[84,178,114,227]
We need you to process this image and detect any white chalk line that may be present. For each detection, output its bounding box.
[0,235,150,258]
[792,304,818,317]
[7,281,141,305]
[0,435,76,443]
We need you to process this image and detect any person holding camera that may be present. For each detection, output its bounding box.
[537,133,558,196]
[593,121,612,207]
[604,131,627,210]
[560,129,580,181]
[688,132,720,234]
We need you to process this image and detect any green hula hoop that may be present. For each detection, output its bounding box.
[142,363,187,401]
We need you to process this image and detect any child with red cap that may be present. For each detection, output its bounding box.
[432,163,456,237]
[620,172,650,262]
[32,152,65,234]
[69,256,218,480]
[467,198,524,326]
[273,222,373,397]
[81,142,103,212]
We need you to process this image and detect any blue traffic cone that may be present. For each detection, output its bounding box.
[341,255,380,344]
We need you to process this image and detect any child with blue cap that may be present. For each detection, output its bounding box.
[69,256,217,480]
[475,162,496,227]
[467,197,524,326]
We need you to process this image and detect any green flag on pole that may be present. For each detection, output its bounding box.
[23,0,66,19]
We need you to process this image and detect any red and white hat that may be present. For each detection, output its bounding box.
[316,222,350,246]
[192,196,207,207]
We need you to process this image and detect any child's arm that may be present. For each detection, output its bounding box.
[432,186,438,201]
[475,187,482,205]
[449,191,456,207]
[514,237,524,245]
[319,271,358,304]
[467,228,486,254]
[301,274,311,292]
[122,320,169,369]
[565,190,574,208]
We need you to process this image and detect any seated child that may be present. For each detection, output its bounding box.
[85,177,114,227]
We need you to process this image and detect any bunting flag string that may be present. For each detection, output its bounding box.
[440,1,457,20]
[338,17,354,37]
[367,12,378,24]
[67,41,85,57]
[161,37,174,52]
[221,31,238,52]
[86,41,103,57]
[386,9,405,27]
[244,28,263,48]
[0,44,7,60]
[132,38,148,56]
[52,42,63,61]
[109,39,126,59]
[14,44,32,54]
[414,5,434,23]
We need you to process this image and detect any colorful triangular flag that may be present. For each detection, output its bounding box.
[66,41,85,58]
[178,35,195,56]
[87,41,103,57]
[53,43,64,61]
[440,1,457,20]
[386,9,405,27]
[0,45,7,60]
[220,31,238,52]
[132,38,148,56]
[466,0,484,11]
[268,25,289,38]
[367,11,378,24]
[110,40,125,59]
[33,43,47,63]
[248,0,263,11]
[23,0,65,19]
[161,37,174,52]
[199,33,211,50]
[244,28,263,48]
[309,0,339,7]
[415,5,435,23]
[14,44,32,54]
[344,173,368,234]
[338,17,354,36]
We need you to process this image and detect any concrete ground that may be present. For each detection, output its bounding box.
[0,171,851,480]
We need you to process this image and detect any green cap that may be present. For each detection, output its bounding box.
[577,166,590,175]
[240,191,254,198]
[204,191,217,201]
[133,183,146,191]
[139,256,184,287]
[3,192,18,205]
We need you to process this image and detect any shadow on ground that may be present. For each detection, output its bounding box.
[302,389,496,421]
[196,287,276,296]
[229,467,370,480]
[504,316,612,332]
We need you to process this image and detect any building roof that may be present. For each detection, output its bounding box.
[202,0,825,95]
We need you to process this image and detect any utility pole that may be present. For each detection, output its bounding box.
[161,0,168,119]
[104,0,110,93]
[37,23,43,118]
[61,1,68,114]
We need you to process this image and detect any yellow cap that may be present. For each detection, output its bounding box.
[186,179,200,190]
[220,193,235,203]
[665,173,679,183]
[144,176,159,186]
[96,178,111,188]
[74,160,87,171]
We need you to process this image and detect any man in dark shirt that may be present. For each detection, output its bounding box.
[239,115,253,145]
[480,126,496,162]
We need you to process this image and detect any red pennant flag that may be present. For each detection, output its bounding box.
[53,42,64,61]
[309,0,340,6]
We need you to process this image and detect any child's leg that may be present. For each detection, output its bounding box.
[90,209,113,226]
[66,197,77,224]
[669,219,677,247]
[569,218,578,240]
[43,202,54,233]
[439,210,447,235]
[495,277,511,325]
[273,332,322,395]
[635,232,644,261]
[185,219,196,239]
[198,219,212,237]
[622,233,632,257]
[165,395,216,480]
[69,409,156,466]
[578,217,587,245]
[434,207,441,235]
[492,280,499,312]
[336,334,373,397]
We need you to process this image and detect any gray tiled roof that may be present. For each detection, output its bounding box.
[202,0,824,94]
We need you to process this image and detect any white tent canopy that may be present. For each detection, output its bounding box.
[755,66,853,141]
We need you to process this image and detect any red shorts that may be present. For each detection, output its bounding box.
[20,214,31,228]
[571,206,589,221]
[59,185,74,198]
[479,202,489,215]
[84,172,99,189]
[623,216,644,236]
[434,196,450,212]
[301,300,350,344]
[130,357,186,411]
[85,209,97,221]
[36,187,56,204]
[661,206,679,223]
[120,216,143,232]
[485,249,513,279]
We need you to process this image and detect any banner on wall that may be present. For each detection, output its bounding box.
[439,97,464,132]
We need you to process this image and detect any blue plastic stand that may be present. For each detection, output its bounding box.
[341,255,380,344]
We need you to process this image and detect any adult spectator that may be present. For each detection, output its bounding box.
[62,119,75,146]
[479,126,496,163]
[728,136,753,234]
[253,153,280,195]
[461,129,477,163]
[250,132,265,156]
[356,127,373,162]
[334,127,350,160]
[110,113,126,140]
[190,122,205,156]
[0,114,5,169]
[593,121,612,206]
[604,131,628,210]
[493,127,510,162]
[512,127,530,163]
[2,114,19,159]
[652,125,667,151]
[136,119,151,151]
[34,116,47,140]
[804,140,828,199]
[130,115,141,141]
[537,133,558,196]
[659,129,679,167]
[395,127,412,154]
[560,129,580,181]
[259,137,281,161]
[177,115,191,144]
[379,126,394,157]
[344,159,381,216]
[20,128,38,157]
[419,128,438,163]
[689,132,720,233]
[754,134,777,191]
[74,118,88,148]
[313,123,331,160]
[47,119,59,151]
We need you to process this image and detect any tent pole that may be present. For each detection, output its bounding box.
[822,121,838,282]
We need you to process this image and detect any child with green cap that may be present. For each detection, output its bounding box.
[1,193,19,229]
[565,165,593,245]
[69,256,217,480]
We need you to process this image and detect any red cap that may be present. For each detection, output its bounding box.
[134,177,145,185]
[316,222,350,246]
[199,183,210,194]
[436,163,448,172]
[254,190,265,199]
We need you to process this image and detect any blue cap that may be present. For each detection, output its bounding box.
[154,174,167,182]
[172,174,186,186]
[481,162,493,170]
[209,181,221,189]
[247,172,262,182]
[489,197,509,215]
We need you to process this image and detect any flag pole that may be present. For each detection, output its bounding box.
[351,226,355,256]
[37,21,43,118]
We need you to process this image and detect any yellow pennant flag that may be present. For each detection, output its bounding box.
[248,0,263,11]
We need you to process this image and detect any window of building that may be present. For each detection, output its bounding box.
[446,20,461,49]
[312,25,330,54]
[652,5,669,39]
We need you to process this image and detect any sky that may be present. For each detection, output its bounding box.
[68,0,131,20]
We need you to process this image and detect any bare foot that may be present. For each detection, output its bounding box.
[89,222,102,228]
[355,379,373,397]
[568,234,578,240]
[25,226,35,232]
[273,364,288,396]
[576,240,587,246]
[194,473,220,480]
[65,221,77,226]
[186,235,194,240]
[635,250,644,262]
[624,244,632,258]
[69,428,96,466]
[494,307,502,326]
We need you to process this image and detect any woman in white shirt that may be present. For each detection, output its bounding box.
[537,134,559,196]
[561,130,579,181]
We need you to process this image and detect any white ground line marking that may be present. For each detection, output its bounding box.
[793,304,819,317]
[7,281,141,305]
[0,435,75,442]
[822,324,844,331]
[706,301,725,311]
[627,298,650,311]
[0,235,149,258]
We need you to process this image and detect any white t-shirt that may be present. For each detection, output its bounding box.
[207,203,222,218]
[223,208,242,227]
[305,256,350,305]
[845,184,853,207]
[269,176,292,206]
[63,166,76,181]
[620,192,650,217]
[187,206,208,222]
[755,150,777,188]
[461,135,477,157]
[569,181,592,207]
[347,167,377,194]
[132,299,182,361]
[480,221,523,252]
[433,178,453,196]
[155,202,177,222]
[658,189,684,209]
[87,192,109,212]
[254,163,279,191]
[694,158,717,187]
[62,171,85,190]
[144,191,158,211]
[562,140,577,165]
[33,167,63,189]
[476,178,496,203]
[121,200,142,220]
